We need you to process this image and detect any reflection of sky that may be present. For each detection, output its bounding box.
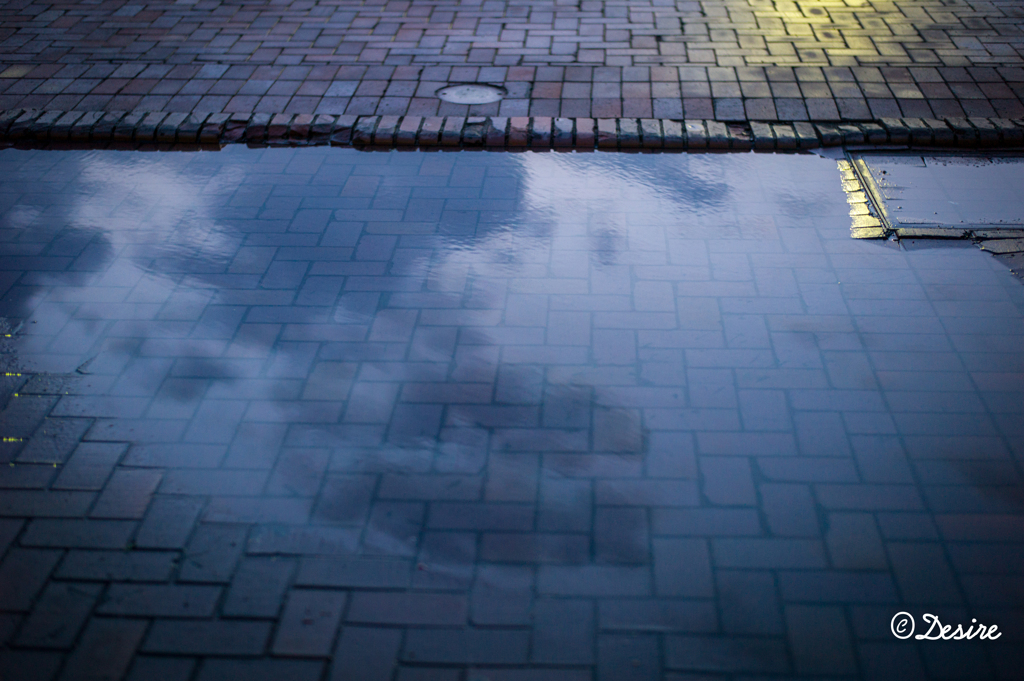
[4,147,1024,599]
[71,152,247,270]
[3,152,251,377]
[0,148,832,424]
[429,151,735,284]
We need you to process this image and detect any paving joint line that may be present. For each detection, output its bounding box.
[1,110,1023,152]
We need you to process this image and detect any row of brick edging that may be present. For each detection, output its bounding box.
[1,109,1024,151]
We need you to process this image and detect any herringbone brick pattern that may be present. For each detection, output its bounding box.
[0,0,1022,120]
[1,147,1023,679]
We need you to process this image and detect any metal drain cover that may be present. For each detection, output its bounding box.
[435,83,506,105]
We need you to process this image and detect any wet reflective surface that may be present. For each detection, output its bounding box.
[859,154,1024,229]
[1,147,1024,680]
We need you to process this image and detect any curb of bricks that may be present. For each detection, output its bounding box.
[1,110,1023,152]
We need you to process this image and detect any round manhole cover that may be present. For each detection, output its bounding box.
[435,83,506,105]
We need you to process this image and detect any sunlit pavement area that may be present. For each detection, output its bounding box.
[0,147,1023,680]
[1,0,1023,122]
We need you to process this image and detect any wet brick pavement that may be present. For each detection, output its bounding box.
[0,147,1023,679]
[0,0,1023,122]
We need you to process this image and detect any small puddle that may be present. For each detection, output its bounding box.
[839,152,1024,279]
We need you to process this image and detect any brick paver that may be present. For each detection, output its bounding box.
[3,107,1024,152]
[0,0,1022,122]
[1,147,1023,679]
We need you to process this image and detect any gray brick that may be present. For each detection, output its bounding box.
[224,423,286,469]
[947,543,1024,574]
[0,610,15,651]
[815,483,924,511]
[143,620,271,656]
[127,657,196,681]
[16,582,102,649]
[531,599,594,664]
[471,564,533,626]
[538,478,592,532]
[378,473,481,500]
[0,548,62,610]
[664,635,789,674]
[98,584,221,617]
[650,508,762,536]
[760,483,820,537]
[0,650,63,681]
[851,435,915,483]
[273,589,347,657]
[196,659,323,681]
[858,642,927,681]
[179,524,247,582]
[717,570,783,634]
[0,490,95,518]
[0,463,55,489]
[223,557,295,618]
[480,532,590,564]
[347,592,467,626]
[538,565,651,596]
[21,519,136,549]
[0,518,23,556]
[364,501,423,556]
[777,570,899,603]
[935,513,1023,542]
[600,599,718,633]
[312,474,375,524]
[135,496,205,549]
[203,496,312,524]
[329,627,402,681]
[125,443,225,469]
[484,451,539,502]
[56,550,177,582]
[296,557,411,588]
[402,628,530,665]
[413,531,474,590]
[712,538,827,569]
[738,390,790,431]
[595,507,649,564]
[1,396,58,440]
[700,457,757,505]
[795,411,852,457]
[700,432,795,456]
[825,512,888,569]
[266,448,329,496]
[59,619,146,681]
[786,605,857,676]
[248,524,359,555]
[160,469,267,496]
[645,431,697,478]
[888,542,963,604]
[594,479,699,507]
[878,512,939,540]
[598,634,659,681]
[653,538,714,597]
[90,469,163,519]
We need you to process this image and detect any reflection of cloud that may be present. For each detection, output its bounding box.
[517,152,731,211]
[514,152,734,263]
[427,152,735,300]
[2,151,255,386]
[73,153,245,274]
[3,205,40,229]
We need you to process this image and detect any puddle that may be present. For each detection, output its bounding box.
[855,154,1024,230]
[840,152,1024,279]
[1,147,1024,677]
